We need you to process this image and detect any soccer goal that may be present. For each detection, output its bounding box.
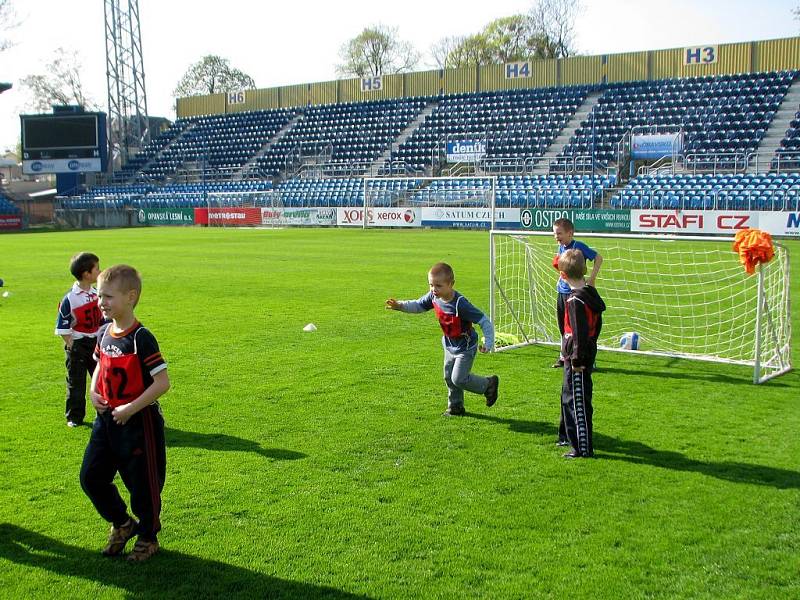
[206,190,284,228]
[362,176,497,228]
[490,230,792,384]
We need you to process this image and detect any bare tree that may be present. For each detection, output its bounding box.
[336,25,419,78]
[173,55,256,98]
[0,0,19,53]
[794,4,800,27]
[20,48,98,112]
[429,1,580,69]
[528,0,581,58]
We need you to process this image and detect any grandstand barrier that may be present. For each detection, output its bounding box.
[0,215,22,230]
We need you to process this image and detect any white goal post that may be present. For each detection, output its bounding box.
[206,191,284,228]
[363,176,497,228]
[489,230,792,384]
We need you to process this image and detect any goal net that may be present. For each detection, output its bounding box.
[206,191,284,228]
[363,176,496,228]
[490,230,791,384]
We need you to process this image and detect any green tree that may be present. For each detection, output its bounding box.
[336,25,419,78]
[173,55,256,98]
[431,0,580,69]
[20,48,98,112]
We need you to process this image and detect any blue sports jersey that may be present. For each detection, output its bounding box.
[555,240,597,294]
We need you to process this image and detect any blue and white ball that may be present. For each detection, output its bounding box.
[619,332,640,350]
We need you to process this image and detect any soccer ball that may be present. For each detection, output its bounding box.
[619,332,640,350]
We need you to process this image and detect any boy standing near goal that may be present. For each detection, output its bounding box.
[558,249,605,458]
[80,265,170,562]
[552,218,602,446]
[55,252,103,427]
[386,262,499,416]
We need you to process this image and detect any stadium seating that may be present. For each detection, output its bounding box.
[774,106,800,169]
[562,71,798,167]
[496,174,617,208]
[609,172,800,210]
[252,98,428,177]
[60,69,799,213]
[392,86,592,172]
[60,181,273,209]
[0,192,20,214]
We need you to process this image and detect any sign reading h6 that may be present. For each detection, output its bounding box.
[227,90,246,105]
[632,210,754,234]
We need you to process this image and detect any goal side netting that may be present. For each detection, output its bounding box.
[363,176,497,228]
[490,231,791,384]
[206,191,284,227]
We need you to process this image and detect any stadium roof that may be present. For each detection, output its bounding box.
[0,82,11,94]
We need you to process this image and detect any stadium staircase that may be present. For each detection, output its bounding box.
[367,101,439,177]
[237,113,305,180]
[530,90,604,175]
[127,122,197,183]
[751,78,800,172]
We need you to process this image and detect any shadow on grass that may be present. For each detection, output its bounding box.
[0,524,371,599]
[165,427,306,461]
[467,413,800,489]
[594,365,791,387]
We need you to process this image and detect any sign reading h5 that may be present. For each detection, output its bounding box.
[361,77,383,92]
[684,45,718,65]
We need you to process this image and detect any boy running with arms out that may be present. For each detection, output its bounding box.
[386,262,498,416]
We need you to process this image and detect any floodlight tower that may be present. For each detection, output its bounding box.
[104,0,149,172]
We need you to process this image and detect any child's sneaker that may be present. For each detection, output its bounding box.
[551,360,564,368]
[484,375,499,407]
[442,405,466,417]
[101,518,138,556]
[126,538,159,562]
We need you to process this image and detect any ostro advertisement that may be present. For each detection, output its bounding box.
[261,207,336,226]
[337,207,421,227]
[519,208,630,232]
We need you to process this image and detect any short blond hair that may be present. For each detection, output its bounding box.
[558,249,586,280]
[98,265,142,306]
[429,262,454,282]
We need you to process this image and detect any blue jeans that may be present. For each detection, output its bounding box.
[442,343,489,409]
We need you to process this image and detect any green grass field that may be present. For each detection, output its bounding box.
[0,227,798,599]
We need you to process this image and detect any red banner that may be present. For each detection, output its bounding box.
[0,215,22,230]
[193,207,262,226]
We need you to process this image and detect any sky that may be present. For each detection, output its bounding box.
[0,0,798,152]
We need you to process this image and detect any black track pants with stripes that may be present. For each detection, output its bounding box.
[561,362,594,457]
[80,404,166,542]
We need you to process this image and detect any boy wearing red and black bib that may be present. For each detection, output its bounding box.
[55,252,103,427]
[386,262,498,416]
[558,250,605,459]
[80,265,170,562]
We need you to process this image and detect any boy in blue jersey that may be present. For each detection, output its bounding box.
[55,252,103,427]
[552,218,602,445]
[386,262,498,416]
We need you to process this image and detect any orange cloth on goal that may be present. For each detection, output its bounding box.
[732,229,774,275]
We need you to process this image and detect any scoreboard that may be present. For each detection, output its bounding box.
[20,112,107,174]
